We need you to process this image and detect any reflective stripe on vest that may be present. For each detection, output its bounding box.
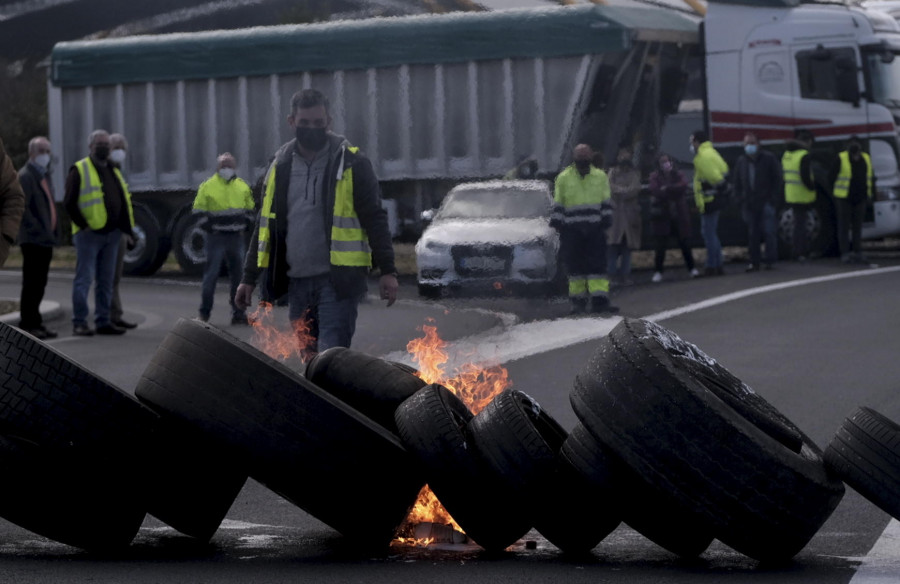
[72,158,135,234]
[257,146,372,269]
[833,151,873,199]
[782,149,816,204]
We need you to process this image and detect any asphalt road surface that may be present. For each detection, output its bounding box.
[0,255,897,583]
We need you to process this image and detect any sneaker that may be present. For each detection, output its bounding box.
[745,263,760,273]
[690,268,700,278]
[96,324,126,335]
[231,315,250,326]
[73,324,95,337]
[651,271,663,283]
[112,319,138,329]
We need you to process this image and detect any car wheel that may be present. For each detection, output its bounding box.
[824,407,900,520]
[417,283,441,299]
[135,318,424,547]
[468,390,619,554]
[572,318,844,562]
[305,347,426,432]
[394,384,527,551]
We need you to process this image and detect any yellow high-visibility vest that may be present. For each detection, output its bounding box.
[833,151,873,199]
[782,149,816,204]
[72,157,134,234]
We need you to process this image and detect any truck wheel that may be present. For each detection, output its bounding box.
[417,283,441,299]
[776,196,837,260]
[124,204,170,276]
[305,347,426,432]
[172,212,207,276]
[135,318,423,547]
[393,384,529,552]
[468,389,619,554]
[824,407,900,520]
[572,318,845,562]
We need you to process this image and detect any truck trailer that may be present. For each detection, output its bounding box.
[47,0,900,276]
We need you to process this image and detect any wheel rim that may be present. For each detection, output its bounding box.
[124,225,147,264]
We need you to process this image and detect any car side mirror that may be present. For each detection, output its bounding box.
[421,208,436,227]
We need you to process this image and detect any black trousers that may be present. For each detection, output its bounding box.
[790,203,814,259]
[19,243,53,330]
[835,197,866,256]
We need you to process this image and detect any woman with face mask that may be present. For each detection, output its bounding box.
[606,146,642,286]
[648,154,699,282]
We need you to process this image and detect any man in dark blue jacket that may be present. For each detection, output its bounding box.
[16,136,60,339]
[733,132,783,271]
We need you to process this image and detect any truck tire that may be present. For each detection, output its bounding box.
[468,390,618,554]
[138,416,248,541]
[304,347,426,432]
[824,407,900,520]
[571,318,845,562]
[124,204,171,276]
[0,432,147,552]
[565,424,713,557]
[394,384,528,552]
[135,318,423,547]
[172,212,207,276]
[776,195,837,260]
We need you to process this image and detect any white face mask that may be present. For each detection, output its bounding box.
[110,149,127,165]
[689,143,696,155]
[34,153,51,169]
[218,168,236,180]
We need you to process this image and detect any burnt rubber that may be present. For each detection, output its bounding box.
[136,318,423,547]
[571,318,844,562]
[0,323,154,551]
[824,407,900,519]
[468,389,618,554]
[394,384,528,551]
[305,347,426,432]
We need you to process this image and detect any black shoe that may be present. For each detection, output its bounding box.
[763,263,774,270]
[715,267,725,276]
[197,314,209,323]
[591,298,620,314]
[96,324,126,335]
[36,326,58,339]
[745,263,760,273]
[231,315,250,326]
[112,319,138,329]
[23,327,50,340]
[570,299,588,315]
[73,324,95,337]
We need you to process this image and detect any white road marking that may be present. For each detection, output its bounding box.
[848,519,900,583]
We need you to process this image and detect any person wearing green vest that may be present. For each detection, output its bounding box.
[781,129,817,262]
[63,129,135,336]
[194,152,255,325]
[690,130,729,276]
[235,89,397,357]
[551,143,618,314]
[829,135,875,264]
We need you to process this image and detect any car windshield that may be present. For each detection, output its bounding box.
[866,50,900,108]
[436,189,550,220]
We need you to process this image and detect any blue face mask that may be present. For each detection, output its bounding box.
[744,144,758,156]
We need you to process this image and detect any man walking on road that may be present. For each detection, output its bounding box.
[16,136,60,339]
[551,143,617,314]
[235,89,398,355]
[194,152,255,325]
[690,130,729,276]
[733,131,782,271]
[782,129,817,262]
[108,133,138,329]
[64,129,135,336]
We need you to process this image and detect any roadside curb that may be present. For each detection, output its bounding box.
[0,299,63,326]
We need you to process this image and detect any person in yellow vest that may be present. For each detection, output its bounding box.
[235,89,398,357]
[194,152,255,325]
[551,143,618,314]
[63,129,135,336]
[829,135,874,264]
[690,130,729,276]
[781,129,817,262]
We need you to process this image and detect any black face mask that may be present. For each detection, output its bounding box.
[575,160,591,174]
[849,144,862,155]
[296,127,328,152]
[94,146,110,161]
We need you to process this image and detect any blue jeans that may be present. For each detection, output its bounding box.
[200,232,246,319]
[72,229,122,327]
[701,211,722,268]
[606,241,632,278]
[288,274,361,353]
[742,203,777,266]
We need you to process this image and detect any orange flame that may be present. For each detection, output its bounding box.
[394,323,512,545]
[249,302,317,363]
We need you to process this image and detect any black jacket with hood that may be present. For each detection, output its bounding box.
[242,134,395,302]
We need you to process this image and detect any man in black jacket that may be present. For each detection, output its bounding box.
[235,89,397,357]
[16,136,59,339]
[733,132,783,271]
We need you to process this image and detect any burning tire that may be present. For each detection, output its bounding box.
[564,424,713,557]
[135,318,423,547]
[824,407,900,520]
[468,389,619,554]
[305,348,426,432]
[394,384,529,551]
[571,318,845,562]
[0,323,154,551]
[138,416,248,541]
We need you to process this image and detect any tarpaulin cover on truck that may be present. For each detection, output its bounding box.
[50,4,697,88]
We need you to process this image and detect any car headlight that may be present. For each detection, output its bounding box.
[424,240,450,252]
